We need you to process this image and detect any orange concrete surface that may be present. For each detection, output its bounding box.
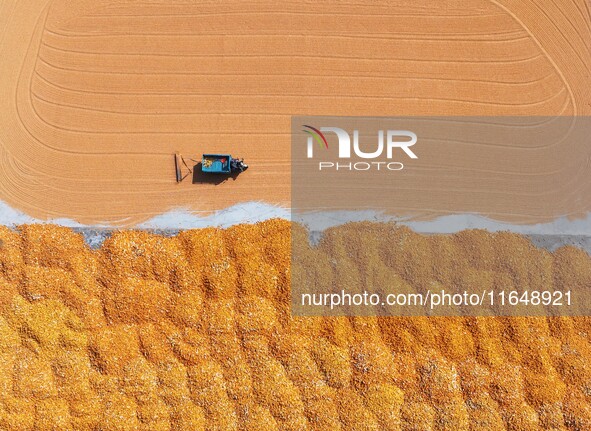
[0,0,590,225]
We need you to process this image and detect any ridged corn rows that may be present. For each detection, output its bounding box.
[0,220,590,430]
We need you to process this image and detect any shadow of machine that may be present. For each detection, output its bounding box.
[191,162,240,184]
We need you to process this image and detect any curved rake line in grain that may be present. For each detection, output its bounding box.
[42,26,533,42]
[489,0,578,115]
[34,54,562,88]
[38,39,551,62]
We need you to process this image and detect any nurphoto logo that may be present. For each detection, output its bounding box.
[302,124,417,171]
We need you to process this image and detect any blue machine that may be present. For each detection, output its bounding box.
[175,152,248,182]
[202,154,232,173]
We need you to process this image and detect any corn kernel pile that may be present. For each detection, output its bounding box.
[0,220,590,430]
